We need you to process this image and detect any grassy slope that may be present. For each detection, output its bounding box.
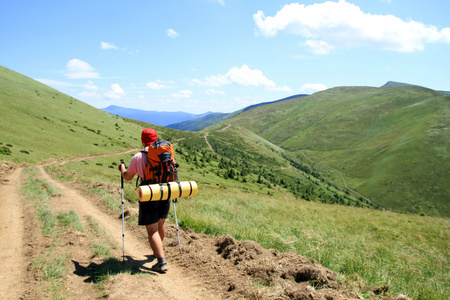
[167,112,234,131]
[0,66,195,163]
[220,86,450,217]
[204,125,372,208]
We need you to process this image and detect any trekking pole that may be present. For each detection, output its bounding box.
[172,199,182,255]
[120,159,125,262]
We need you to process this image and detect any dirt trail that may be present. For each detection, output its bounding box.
[204,132,220,159]
[0,168,25,299]
[0,155,392,299]
[37,165,212,299]
[0,162,219,299]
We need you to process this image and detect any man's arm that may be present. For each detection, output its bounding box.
[119,163,135,181]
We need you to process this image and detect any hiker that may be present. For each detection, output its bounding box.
[118,128,172,273]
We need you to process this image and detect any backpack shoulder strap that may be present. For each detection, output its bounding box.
[135,150,148,189]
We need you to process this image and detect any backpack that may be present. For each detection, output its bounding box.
[138,140,179,186]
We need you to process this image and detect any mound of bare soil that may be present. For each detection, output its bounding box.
[164,226,361,299]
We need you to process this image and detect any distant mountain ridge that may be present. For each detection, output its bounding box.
[166,112,238,131]
[102,105,212,127]
[104,83,449,132]
[167,94,308,131]
[382,81,449,95]
[242,94,308,112]
[381,81,420,88]
[102,82,448,130]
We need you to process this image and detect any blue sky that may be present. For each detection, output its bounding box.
[1,0,449,114]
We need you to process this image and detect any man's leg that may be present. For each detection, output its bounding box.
[145,222,164,259]
[158,218,166,242]
[146,220,168,272]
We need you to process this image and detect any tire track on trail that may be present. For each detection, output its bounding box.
[0,168,25,300]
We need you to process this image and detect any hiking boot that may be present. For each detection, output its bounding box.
[152,261,168,273]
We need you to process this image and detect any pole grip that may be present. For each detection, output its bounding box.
[120,159,124,189]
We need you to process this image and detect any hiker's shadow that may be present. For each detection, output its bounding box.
[72,255,158,283]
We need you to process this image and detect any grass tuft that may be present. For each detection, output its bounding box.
[36,205,57,235]
[34,250,70,280]
[91,241,112,258]
[56,210,83,231]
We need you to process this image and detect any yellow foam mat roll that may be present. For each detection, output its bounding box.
[138,181,198,202]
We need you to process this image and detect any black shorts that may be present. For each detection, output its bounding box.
[138,200,171,226]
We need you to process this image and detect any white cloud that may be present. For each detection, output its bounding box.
[253,0,450,53]
[205,89,226,95]
[227,65,273,87]
[304,40,335,55]
[101,41,119,50]
[167,28,180,38]
[300,83,328,94]
[190,75,228,87]
[192,64,291,91]
[105,83,125,99]
[172,89,193,98]
[146,80,173,90]
[85,80,98,90]
[65,59,99,79]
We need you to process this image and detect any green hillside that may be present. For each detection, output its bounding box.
[216,85,450,217]
[0,66,193,163]
[167,111,238,131]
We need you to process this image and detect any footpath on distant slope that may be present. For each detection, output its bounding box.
[0,152,404,299]
[204,132,221,159]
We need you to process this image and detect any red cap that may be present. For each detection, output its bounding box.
[141,128,158,146]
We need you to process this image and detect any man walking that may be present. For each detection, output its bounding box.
[118,128,171,273]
